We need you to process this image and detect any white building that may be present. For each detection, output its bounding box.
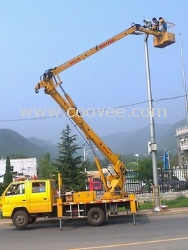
[176,126,188,167]
[0,158,38,183]
[172,167,187,182]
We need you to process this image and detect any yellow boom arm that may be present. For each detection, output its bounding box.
[39,24,171,82]
[35,23,175,197]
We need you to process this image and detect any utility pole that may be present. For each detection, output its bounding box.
[82,141,98,191]
[179,33,188,126]
[144,35,160,212]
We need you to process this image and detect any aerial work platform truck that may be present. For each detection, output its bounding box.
[0,20,175,229]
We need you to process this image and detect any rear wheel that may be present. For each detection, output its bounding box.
[87,207,105,227]
[12,210,29,229]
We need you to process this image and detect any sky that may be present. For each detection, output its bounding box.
[0,1,188,145]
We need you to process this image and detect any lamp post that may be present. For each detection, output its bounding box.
[144,35,160,212]
[81,141,98,191]
[167,151,170,169]
[82,141,98,164]
[179,33,188,126]
[83,149,98,162]
[167,151,172,180]
[135,154,139,165]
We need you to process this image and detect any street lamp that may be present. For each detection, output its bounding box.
[144,34,160,212]
[84,149,98,161]
[130,162,138,166]
[134,154,139,165]
[167,151,170,169]
[81,141,98,191]
[81,141,98,168]
[179,33,188,126]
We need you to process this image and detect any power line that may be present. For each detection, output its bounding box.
[0,94,186,123]
[153,95,185,103]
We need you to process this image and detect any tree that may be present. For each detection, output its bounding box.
[170,155,178,167]
[86,160,97,171]
[56,125,87,191]
[137,158,153,191]
[126,162,139,171]
[38,153,57,179]
[3,155,13,188]
[0,182,5,195]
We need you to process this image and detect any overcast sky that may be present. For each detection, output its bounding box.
[0,1,187,144]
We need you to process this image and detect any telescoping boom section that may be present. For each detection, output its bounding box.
[37,23,175,82]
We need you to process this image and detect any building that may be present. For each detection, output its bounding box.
[0,158,38,183]
[176,126,188,167]
[172,167,187,182]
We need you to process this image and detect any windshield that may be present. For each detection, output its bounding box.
[5,183,25,196]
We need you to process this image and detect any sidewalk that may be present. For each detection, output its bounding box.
[1,207,188,226]
[137,207,188,216]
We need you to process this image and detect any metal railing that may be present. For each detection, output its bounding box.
[124,167,188,194]
[86,167,188,195]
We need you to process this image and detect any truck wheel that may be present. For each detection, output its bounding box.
[12,210,29,229]
[87,207,105,226]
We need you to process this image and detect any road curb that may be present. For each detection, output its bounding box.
[137,209,188,217]
[0,222,13,226]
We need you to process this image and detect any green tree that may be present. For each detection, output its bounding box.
[170,155,178,167]
[38,153,57,179]
[3,155,13,188]
[85,160,97,171]
[126,162,139,170]
[56,125,87,192]
[137,158,153,187]
[0,182,5,195]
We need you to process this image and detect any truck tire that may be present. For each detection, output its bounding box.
[87,207,105,227]
[12,210,29,229]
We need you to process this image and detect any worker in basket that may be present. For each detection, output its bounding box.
[152,17,159,31]
[159,17,167,32]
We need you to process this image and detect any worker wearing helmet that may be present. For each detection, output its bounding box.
[152,18,159,31]
[159,17,167,32]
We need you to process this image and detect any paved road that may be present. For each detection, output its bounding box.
[0,214,188,250]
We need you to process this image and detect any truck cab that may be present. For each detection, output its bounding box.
[0,180,57,228]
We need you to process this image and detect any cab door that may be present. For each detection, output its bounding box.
[2,182,27,217]
[29,181,51,213]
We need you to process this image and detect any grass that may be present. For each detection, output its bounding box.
[139,196,188,210]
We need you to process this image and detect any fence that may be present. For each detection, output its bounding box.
[125,167,188,194]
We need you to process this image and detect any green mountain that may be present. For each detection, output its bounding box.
[101,119,186,156]
[28,137,58,159]
[0,119,186,159]
[0,129,45,158]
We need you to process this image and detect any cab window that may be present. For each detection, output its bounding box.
[32,182,46,193]
[5,183,25,196]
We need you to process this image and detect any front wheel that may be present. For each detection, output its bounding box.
[87,207,105,227]
[12,210,29,229]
